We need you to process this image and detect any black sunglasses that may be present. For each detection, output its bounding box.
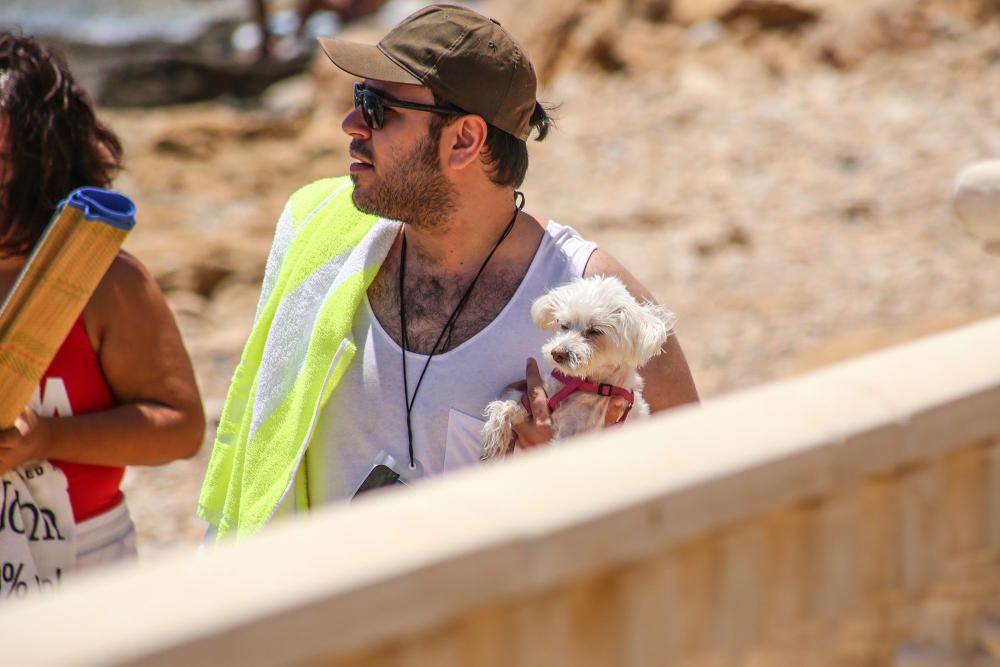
[353,82,464,130]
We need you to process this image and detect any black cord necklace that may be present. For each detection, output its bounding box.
[399,191,526,470]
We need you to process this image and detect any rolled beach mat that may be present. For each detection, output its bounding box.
[952,160,1000,254]
[0,187,136,428]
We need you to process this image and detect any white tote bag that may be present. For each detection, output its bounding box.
[0,461,76,601]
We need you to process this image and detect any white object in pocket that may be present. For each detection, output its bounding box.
[442,409,487,472]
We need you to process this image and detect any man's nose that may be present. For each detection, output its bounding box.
[342,105,371,139]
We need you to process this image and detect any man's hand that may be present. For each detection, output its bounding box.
[603,396,630,426]
[511,358,554,449]
[0,408,50,475]
[510,358,631,450]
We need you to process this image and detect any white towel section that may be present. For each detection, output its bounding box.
[0,461,76,601]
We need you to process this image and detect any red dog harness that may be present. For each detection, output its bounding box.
[547,369,635,424]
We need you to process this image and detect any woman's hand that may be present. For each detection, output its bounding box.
[0,407,50,475]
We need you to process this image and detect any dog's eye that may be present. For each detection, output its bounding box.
[585,328,602,337]
[559,323,569,331]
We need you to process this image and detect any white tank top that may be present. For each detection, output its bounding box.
[312,221,596,502]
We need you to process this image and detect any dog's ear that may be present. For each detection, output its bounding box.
[618,300,677,366]
[531,291,560,330]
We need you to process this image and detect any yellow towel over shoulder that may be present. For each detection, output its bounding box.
[198,176,399,540]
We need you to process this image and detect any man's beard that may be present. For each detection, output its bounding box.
[350,134,458,230]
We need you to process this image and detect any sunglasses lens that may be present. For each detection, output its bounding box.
[367,97,382,130]
[355,88,382,130]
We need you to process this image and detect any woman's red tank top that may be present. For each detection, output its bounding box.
[33,316,124,522]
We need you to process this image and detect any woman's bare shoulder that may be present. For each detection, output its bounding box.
[84,251,167,343]
[91,251,162,304]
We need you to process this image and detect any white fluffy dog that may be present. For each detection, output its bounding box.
[481,275,677,461]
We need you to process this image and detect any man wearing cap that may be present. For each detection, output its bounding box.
[198,3,698,541]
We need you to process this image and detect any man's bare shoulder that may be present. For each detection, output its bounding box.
[583,248,656,302]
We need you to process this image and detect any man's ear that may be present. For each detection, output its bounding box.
[445,115,489,170]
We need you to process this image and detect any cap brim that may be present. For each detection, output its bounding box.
[318,38,421,85]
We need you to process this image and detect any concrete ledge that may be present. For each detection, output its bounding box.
[5,316,1000,667]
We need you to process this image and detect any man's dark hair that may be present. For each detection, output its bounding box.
[0,34,123,256]
[430,94,552,189]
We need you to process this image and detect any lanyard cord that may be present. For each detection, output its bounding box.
[399,191,526,469]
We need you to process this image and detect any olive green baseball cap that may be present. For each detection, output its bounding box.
[319,3,537,140]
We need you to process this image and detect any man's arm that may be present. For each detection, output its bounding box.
[583,248,699,411]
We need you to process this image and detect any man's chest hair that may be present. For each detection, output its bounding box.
[368,263,525,355]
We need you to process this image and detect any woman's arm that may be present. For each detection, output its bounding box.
[0,252,205,473]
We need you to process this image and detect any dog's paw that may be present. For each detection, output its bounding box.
[481,399,528,462]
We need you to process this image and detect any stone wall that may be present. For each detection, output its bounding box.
[4,317,1000,667]
[322,443,998,667]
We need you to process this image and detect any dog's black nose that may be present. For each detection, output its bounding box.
[551,348,569,364]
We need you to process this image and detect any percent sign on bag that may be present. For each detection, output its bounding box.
[1,561,28,599]
[0,188,136,428]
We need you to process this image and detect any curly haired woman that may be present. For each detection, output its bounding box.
[0,34,205,569]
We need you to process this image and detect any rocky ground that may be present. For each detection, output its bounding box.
[105,0,1000,558]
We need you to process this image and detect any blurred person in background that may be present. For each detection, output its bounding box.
[0,34,205,568]
[249,0,384,59]
[199,4,698,541]
[294,0,384,35]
